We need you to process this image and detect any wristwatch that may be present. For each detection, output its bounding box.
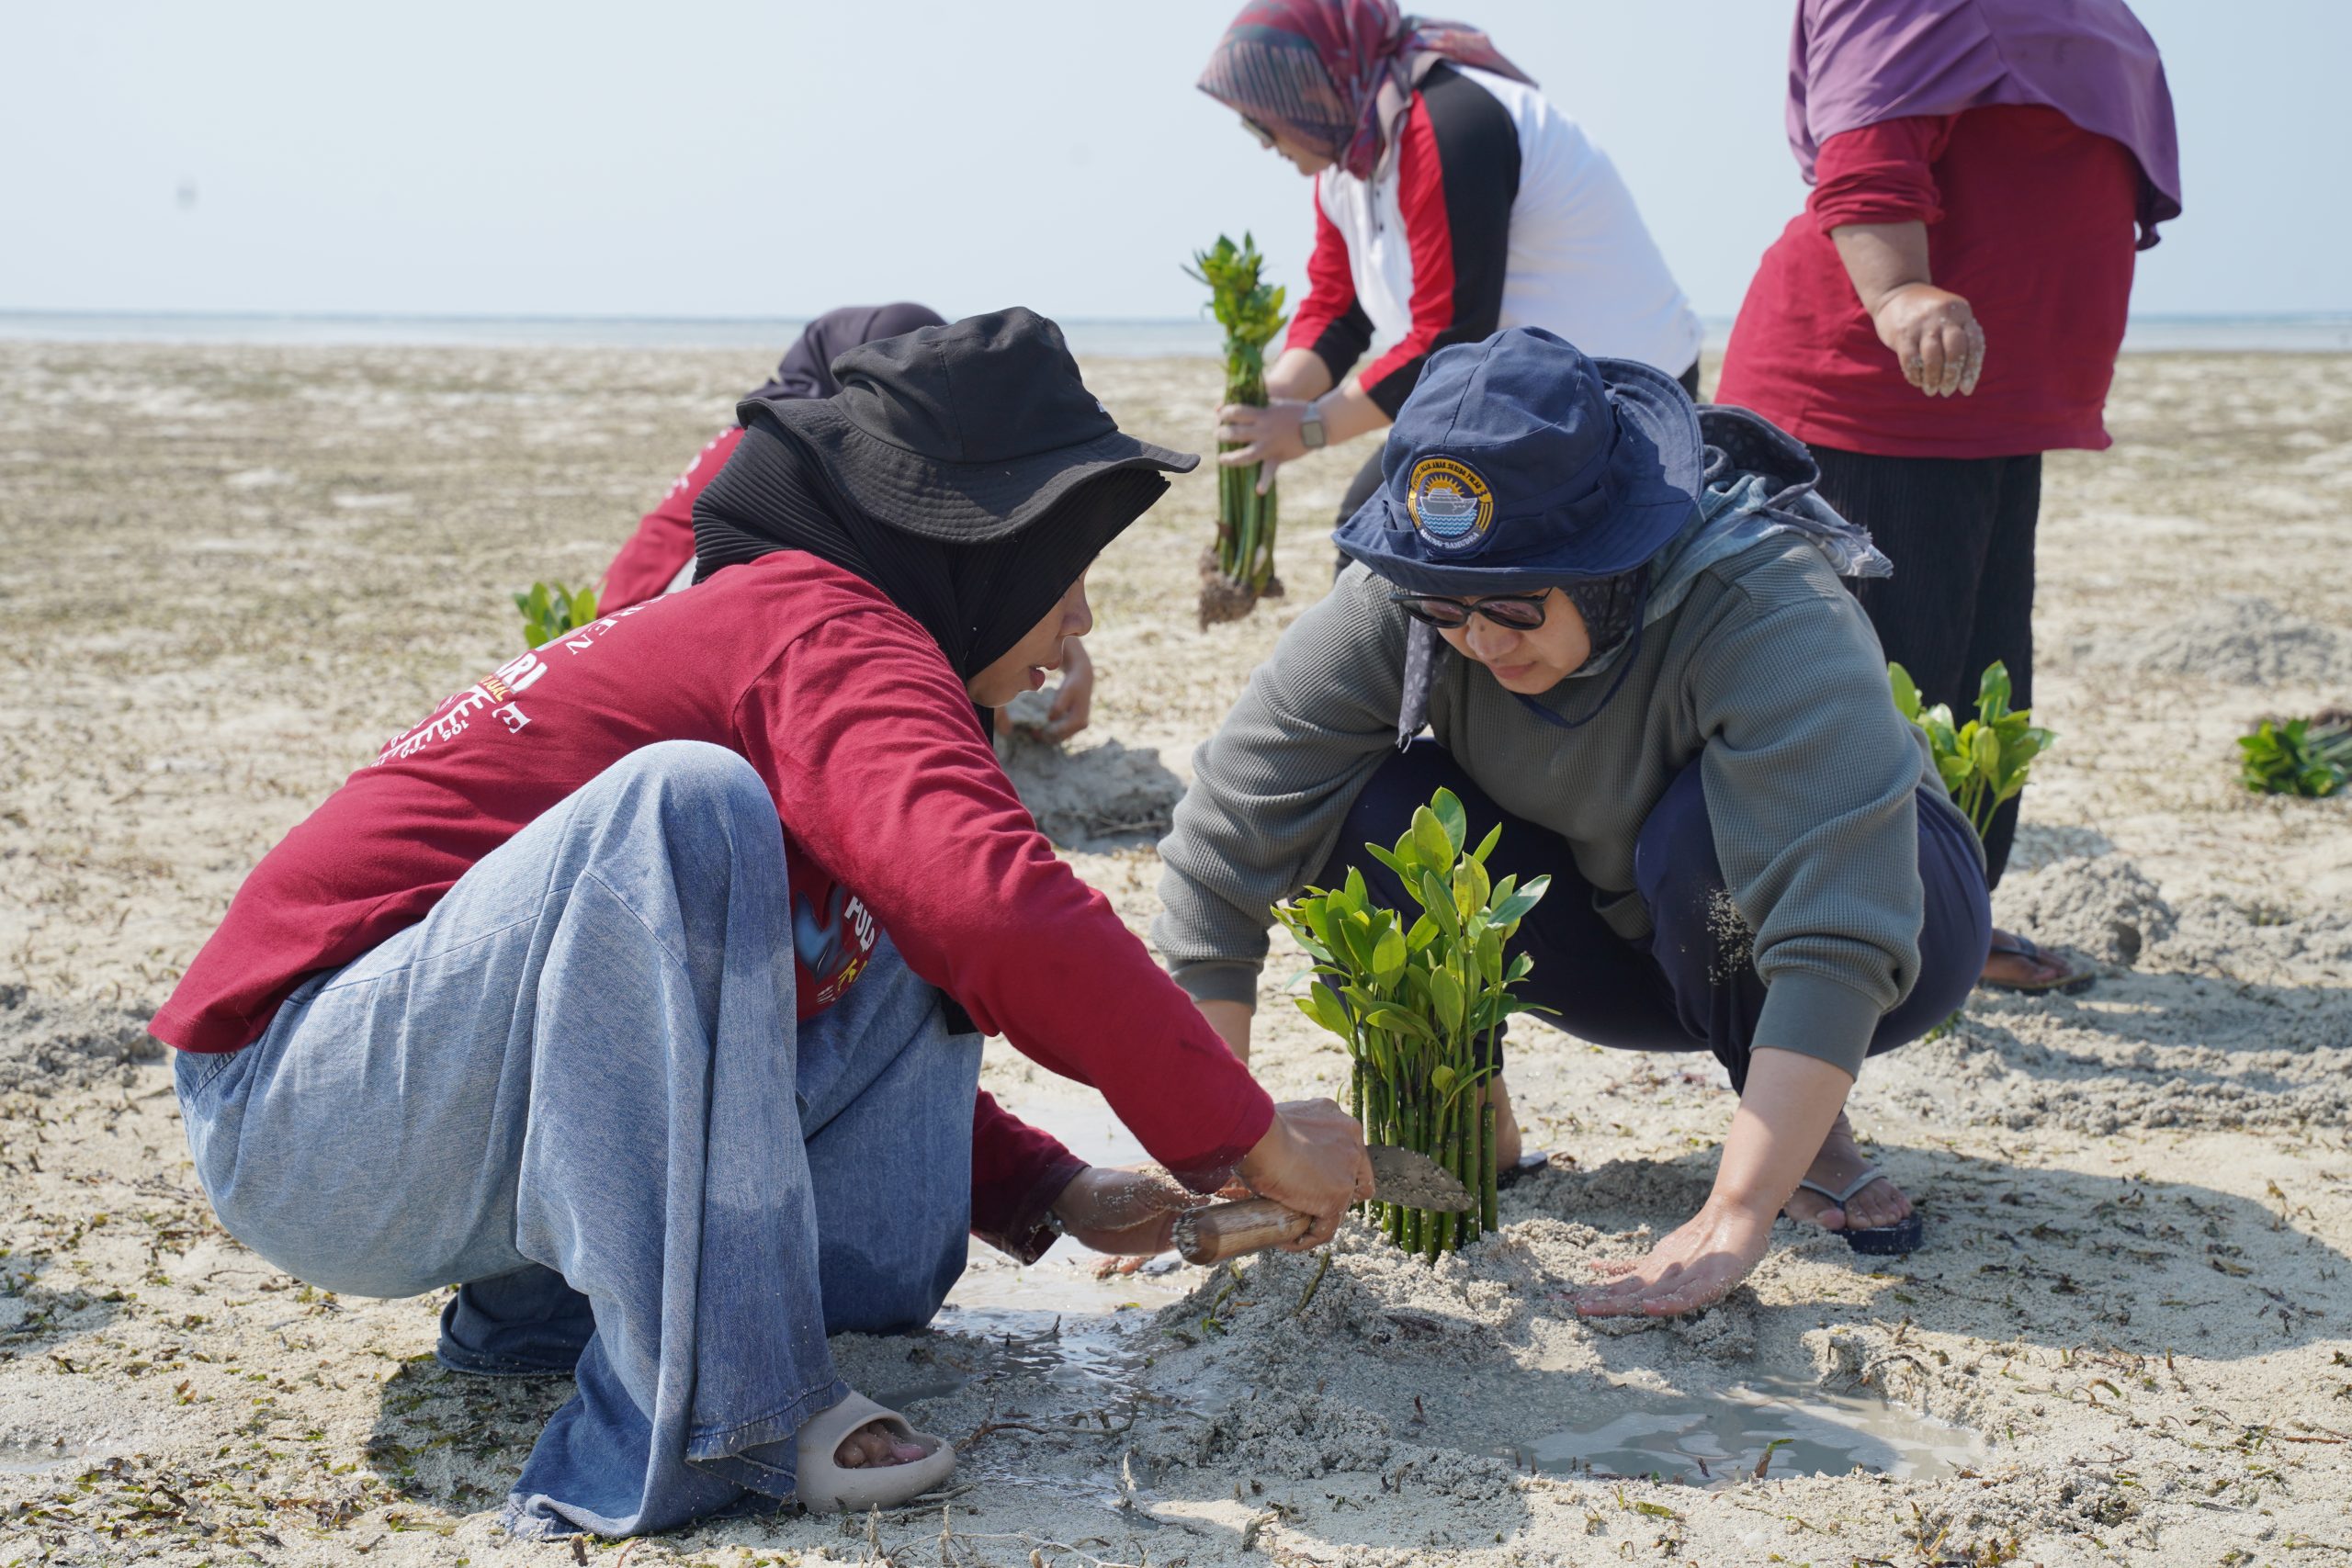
[1298,400,1328,450]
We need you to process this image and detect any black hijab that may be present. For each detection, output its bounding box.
[747,302,946,404]
[693,417,1165,682]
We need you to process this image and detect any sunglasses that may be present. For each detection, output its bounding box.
[1238,114,1277,150]
[1388,591,1553,631]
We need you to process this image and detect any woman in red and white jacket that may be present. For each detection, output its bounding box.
[1198,0,1702,527]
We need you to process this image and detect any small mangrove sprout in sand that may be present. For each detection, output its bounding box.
[1891,660,2054,841]
[1274,787,1548,1257]
[514,581,599,649]
[1186,232,1287,627]
[2239,711,2352,796]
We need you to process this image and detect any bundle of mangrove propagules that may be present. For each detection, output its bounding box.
[2241,709,2352,796]
[1185,233,1288,627]
[514,581,598,649]
[1273,788,1549,1258]
[1891,660,2054,841]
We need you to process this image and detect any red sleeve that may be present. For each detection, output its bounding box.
[969,1090,1087,1262]
[1283,183,1373,381]
[1357,74,1517,417]
[1808,116,1955,232]
[731,610,1274,1187]
[599,427,746,613]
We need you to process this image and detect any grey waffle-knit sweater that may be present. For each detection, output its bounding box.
[1153,538,1951,1078]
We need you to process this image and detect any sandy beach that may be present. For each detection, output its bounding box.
[4,341,2350,1566]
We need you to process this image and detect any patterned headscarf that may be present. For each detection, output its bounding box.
[1198,0,1533,182]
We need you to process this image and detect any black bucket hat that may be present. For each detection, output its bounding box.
[1334,327,1702,595]
[742,306,1198,541]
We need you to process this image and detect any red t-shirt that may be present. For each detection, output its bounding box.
[151,557,1273,1249]
[599,426,745,613]
[1716,105,2139,459]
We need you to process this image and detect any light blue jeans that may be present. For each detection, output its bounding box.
[175,741,982,1538]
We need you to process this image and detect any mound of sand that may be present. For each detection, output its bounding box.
[998,696,1186,848]
[1995,853,2176,966]
[2094,595,2348,686]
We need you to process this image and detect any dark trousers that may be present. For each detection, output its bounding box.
[1335,358,1705,545]
[1808,446,2041,887]
[1316,742,1990,1092]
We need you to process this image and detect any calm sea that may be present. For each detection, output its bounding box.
[1,311,2346,355]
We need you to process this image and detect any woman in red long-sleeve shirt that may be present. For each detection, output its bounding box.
[1717,0,2181,994]
[152,311,1372,1537]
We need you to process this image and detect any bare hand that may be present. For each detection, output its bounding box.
[1045,635,1093,740]
[1215,399,1309,493]
[1574,1199,1774,1319]
[1050,1166,1207,1257]
[1236,1098,1373,1250]
[1870,283,1984,398]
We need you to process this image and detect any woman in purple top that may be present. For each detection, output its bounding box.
[1718,0,2180,996]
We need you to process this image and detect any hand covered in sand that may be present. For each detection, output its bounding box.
[1238,1099,1374,1250]
[1870,283,1985,398]
[1051,1166,1206,1257]
[1573,1199,1774,1319]
[1045,636,1093,740]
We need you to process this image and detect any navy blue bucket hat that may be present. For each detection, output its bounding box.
[1334,328,1702,594]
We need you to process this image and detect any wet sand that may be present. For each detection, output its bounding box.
[4,344,2350,1564]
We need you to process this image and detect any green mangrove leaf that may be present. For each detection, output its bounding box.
[1430,968,1465,1034]
[1430,788,1467,855]
[1410,807,1453,877]
[1888,661,1922,721]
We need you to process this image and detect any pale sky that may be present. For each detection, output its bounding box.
[1,0,2344,322]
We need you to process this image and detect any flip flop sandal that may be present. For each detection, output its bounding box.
[1494,1150,1551,1190]
[1792,1167,1924,1256]
[792,1392,957,1515]
[1977,933,2095,996]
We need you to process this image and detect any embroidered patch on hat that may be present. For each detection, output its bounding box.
[1406,457,1496,551]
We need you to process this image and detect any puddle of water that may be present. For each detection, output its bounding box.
[1483,1376,1982,1488]
[0,1438,91,1475]
[881,1096,1185,1413]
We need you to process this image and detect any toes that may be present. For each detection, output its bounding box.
[1782,1192,1846,1232]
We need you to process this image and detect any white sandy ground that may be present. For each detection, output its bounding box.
[3,344,2350,1566]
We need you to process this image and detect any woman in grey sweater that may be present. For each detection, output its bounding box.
[1156,327,1990,1315]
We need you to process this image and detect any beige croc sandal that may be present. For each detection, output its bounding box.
[793,1392,956,1514]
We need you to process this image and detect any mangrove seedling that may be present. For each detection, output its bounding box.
[2239,714,2352,797]
[515,581,599,649]
[1891,660,2054,843]
[1185,232,1288,627]
[1272,787,1549,1258]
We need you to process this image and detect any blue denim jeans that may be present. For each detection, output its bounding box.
[174,741,981,1538]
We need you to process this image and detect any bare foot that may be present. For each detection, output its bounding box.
[1781,1111,1912,1233]
[833,1419,928,1470]
[1489,1076,1523,1168]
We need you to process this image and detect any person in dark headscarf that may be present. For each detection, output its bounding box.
[150,310,1374,1539]
[598,304,1100,740]
[1717,0,2182,994]
[1196,0,1701,551]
